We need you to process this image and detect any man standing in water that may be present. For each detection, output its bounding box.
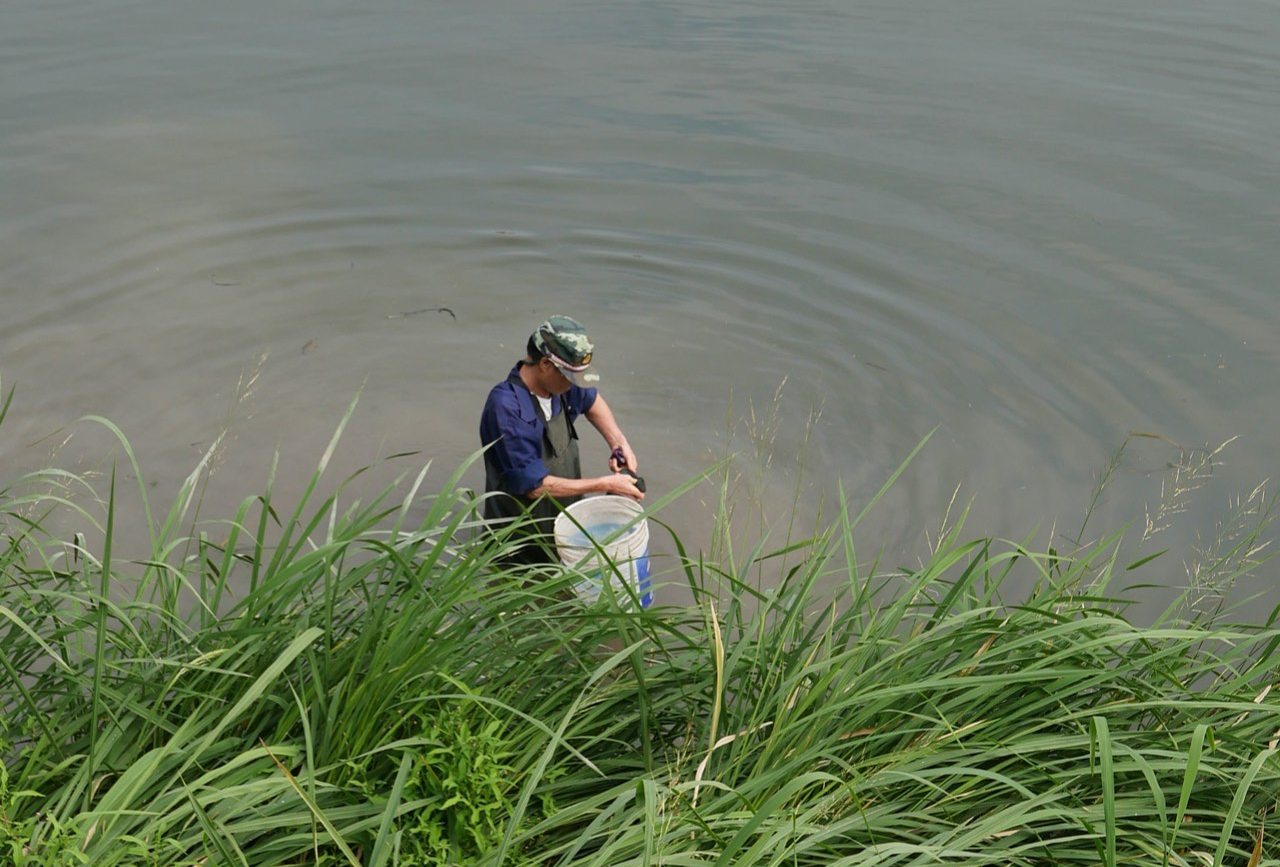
[480,315,644,566]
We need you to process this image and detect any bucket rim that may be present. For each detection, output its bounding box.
[561,493,645,514]
[556,496,647,531]
[554,495,650,557]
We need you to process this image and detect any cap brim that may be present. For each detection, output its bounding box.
[549,355,594,386]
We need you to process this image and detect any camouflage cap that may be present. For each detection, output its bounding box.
[533,315,596,385]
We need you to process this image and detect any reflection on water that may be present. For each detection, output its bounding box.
[1,0,1276,604]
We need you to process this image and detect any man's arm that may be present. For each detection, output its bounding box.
[529,471,644,501]
[583,394,638,472]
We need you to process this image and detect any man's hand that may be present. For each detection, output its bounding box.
[600,472,645,501]
[609,443,639,474]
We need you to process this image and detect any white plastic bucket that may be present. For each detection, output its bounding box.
[553,496,653,608]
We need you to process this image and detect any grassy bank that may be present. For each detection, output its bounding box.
[2,402,1279,866]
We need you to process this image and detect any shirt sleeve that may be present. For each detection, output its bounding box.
[564,385,598,422]
[480,386,550,496]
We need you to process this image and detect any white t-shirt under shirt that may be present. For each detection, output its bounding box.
[537,394,555,420]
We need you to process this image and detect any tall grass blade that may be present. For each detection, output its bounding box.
[369,752,413,867]
[1212,747,1276,867]
[185,782,251,867]
[0,378,15,427]
[1091,716,1117,867]
[262,742,364,867]
[1169,723,1211,863]
[85,467,116,815]
[848,427,935,531]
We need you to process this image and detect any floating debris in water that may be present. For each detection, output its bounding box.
[386,307,456,320]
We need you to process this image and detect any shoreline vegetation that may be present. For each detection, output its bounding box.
[2,390,1278,866]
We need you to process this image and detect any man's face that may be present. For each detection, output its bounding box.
[539,358,574,394]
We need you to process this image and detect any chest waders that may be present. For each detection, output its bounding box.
[484,372,583,566]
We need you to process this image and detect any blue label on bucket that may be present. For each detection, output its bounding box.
[577,554,652,609]
[636,551,652,609]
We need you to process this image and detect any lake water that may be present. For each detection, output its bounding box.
[2,0,1277,607]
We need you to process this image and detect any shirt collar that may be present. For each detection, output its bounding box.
[509,363,556,421]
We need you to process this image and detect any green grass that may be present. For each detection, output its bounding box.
[1,392,1278,866]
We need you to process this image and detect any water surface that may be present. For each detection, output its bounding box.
[2,0,1277,604]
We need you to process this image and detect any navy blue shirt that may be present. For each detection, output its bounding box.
[480,364,598,496]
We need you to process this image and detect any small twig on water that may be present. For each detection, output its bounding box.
[387,307,456,320]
